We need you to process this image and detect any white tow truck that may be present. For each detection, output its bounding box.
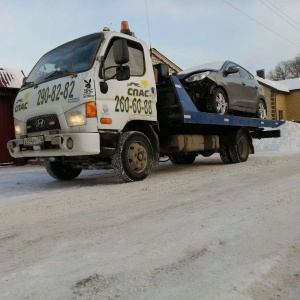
[7,21,284,182]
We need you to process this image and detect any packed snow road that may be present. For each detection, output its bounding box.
[0,151,300,300]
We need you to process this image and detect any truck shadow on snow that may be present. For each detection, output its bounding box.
[5,155,228,195]
[55,155,225,186]
[66,155,226,186]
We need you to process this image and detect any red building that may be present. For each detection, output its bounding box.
[0,68,24,165]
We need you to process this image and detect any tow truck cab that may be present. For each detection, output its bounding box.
[8,21,157,159]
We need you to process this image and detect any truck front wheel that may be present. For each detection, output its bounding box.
[112,131,154,182]
[44,159,82,180]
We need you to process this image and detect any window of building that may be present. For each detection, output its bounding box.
[278,110,284,120]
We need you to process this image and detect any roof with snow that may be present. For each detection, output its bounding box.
[0,68,24,89]
[278,78,300,91]
[256,76,290,93]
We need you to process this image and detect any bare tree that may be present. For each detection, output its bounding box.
[267,54,300,81]
[287,55,300,78]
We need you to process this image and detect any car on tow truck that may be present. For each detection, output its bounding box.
[178,61,267,119]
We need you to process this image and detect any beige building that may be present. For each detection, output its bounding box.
[257,76,300,122]
[150,48,182,74]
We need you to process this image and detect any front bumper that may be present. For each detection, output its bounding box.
[7,133,100,158]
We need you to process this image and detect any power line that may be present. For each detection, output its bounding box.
[223,0,300,49]
[258,0,300,33]
[144,0,152,48]
[264,0,300,28]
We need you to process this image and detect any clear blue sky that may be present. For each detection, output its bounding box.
[2,0,300,76]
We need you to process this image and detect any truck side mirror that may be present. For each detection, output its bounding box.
[113,39,129,65]
[116,65,130,81]
[224,66,239,75]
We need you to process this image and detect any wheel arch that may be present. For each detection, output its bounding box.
[205,85,229,114]
[210,85,229,101]
[122,120,160,165]
[210,85,230,110]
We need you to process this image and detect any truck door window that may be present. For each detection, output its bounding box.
[103,40,145,79]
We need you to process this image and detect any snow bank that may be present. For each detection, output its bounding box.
[253,121,300,152]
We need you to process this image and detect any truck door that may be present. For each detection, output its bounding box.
[96,38,156,131]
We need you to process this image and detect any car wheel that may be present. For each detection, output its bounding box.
[211,88,228,115]
[255,99,267,119]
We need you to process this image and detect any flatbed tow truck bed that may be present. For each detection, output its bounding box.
[156,75,284,165]
[170,75,284,130]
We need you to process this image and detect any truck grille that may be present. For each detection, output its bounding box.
[26,114,61,133]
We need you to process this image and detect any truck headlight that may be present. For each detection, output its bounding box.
[69,112,86,126]
[14,119,23,135]
[65,102,97,127]
[185,71,210,82]
[15,124,22,135]
[66,111,86,127]
[65,104,87,127]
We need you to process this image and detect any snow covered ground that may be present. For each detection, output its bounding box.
[0,121,300,300]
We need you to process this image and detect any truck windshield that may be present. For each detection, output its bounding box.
[26,33,103,85]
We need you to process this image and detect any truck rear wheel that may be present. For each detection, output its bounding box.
[44,159,82,180]
[228,129,250,163]
[112,131,154,182]
[219,129,250,164]
[169,153,197,164]
[219,145,232,164]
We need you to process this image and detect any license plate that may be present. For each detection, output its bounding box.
[23,136,44,146]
